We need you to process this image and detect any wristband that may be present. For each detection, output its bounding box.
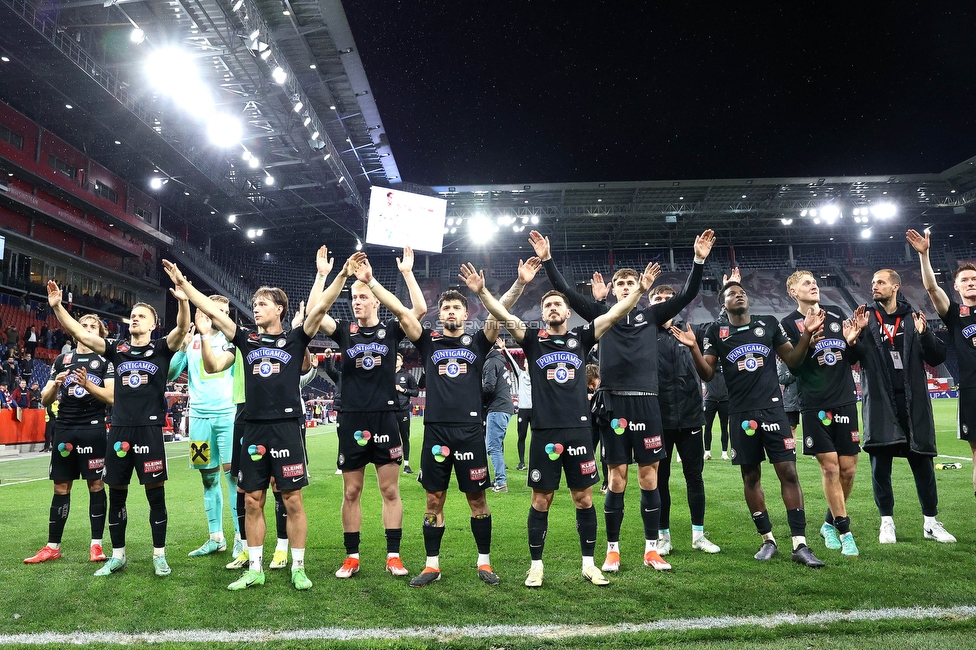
[316,272,327,282]
[201,334,212,340]
[693,257,705,265]
[367,278,378,289]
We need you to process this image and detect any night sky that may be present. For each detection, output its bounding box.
[343,2,976,186]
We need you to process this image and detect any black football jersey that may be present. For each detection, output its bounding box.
[52,350,115,426]
[703,315,789,411]
[522,325,597,429]
[942,300,976,389]
[232,326,312,421]
[414,329,493,424]
[327,319,403,412]
[102,337,177,427]
[781,307,858,411]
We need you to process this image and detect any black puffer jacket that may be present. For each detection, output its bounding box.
[656,319,704,429]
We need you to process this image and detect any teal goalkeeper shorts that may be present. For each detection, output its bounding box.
[188,414,235,470]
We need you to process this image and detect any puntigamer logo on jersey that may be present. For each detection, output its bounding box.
[64,372,103,397]
[117,360,158,388]
[432,348,477,377]
[246,348,293,377]
[726,344,770,372]
[536,351,582,384]
[347,342,389,371]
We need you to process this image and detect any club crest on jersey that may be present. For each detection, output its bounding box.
[547,363,575,384]
[356,355,381,370]
[830,321,841,333]
[461,335,472,346]
[377,328,386,339]
[346,342,390,362]
[117,361,157,388]
[254,360,281,376]
[276,338,286,348]
[754,327,765,337]
[794,319,805,333]
[90,360,100,369]
[567,338,579,349]
[737,355,763,372]
[719,326,730,339]
[635,313,645,323]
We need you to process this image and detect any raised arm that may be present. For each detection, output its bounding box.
[196,310,236,374]
[907,229,950,317]
[165,283,192,352]
[529,230,608,320]
[459,263,527,344]
[594,262,658,339]
[315,250,366,337]
[649,229,715,324]
[397,246,429,320]
[47,281,105,354]
[161,260,238,342]
[353,259,424,341]
[671,324,717,381]
[305,253,365,338]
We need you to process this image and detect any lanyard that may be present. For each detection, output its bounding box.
[874,310,900,347]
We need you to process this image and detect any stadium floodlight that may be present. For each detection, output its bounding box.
[468,214,494,242]
[130,28,145,44]
[800,209,808,217]
[246,229,256,238]
[256,229,263,236]
[207,114,243,148]
[145,47,198,96]
[861,228,872,239]
[249,29,260,40]
[260,49,272,61]
[310,131,319,140]
[870,203,897,218]
[264,175,275,186]
[323,153,331,161]
[303,117,311,126]
[450,227,457,234]
[242,150,251,161]
[355,239,363,251]
[248,156,260,168]
[780,218,793,225]
[530,216,539,225]
[821,204,840,223]
[149,177,163,190]
[809,209,818,217]
[293,101,303,113]
[813,217,821,225]
[447,218,454,226]
[232,0,244,11]
[227,214,237,223]
[272,66,287,84]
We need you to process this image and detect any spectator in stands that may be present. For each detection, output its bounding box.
[6,325,19,349]
[20,353,33,386]
[0,381,10,409]
[44,325,53,350]
[53,327,65,351]
[12,379,29,409]
[4,356,19,387]
[28,381,41,409]
[61,339,72,355]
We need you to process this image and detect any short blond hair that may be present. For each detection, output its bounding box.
[785,270,815,297]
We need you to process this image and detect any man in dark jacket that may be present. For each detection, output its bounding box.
[483,339,514,492]
[650,285,720,555]
[394,353,420,474]
[853,268,955,544]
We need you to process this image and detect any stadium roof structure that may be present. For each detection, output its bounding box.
[1,0,975,262]
[0,0,399,251]
[431,155,976,253]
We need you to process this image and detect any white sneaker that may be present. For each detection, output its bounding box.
[879,520,897,544]
[703,451,712,461]
[924,521,956,543]
[692,536,721,554]
[525,564,543,588]
[657,535,673,556]
[721,451,729,461]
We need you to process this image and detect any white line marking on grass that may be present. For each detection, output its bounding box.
[938,455,973,462]
[1,605,974,645]
[0,477,48,487]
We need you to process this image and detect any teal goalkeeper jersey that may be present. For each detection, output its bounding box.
[169,333,237,418]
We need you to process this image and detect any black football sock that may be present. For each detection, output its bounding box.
[639,488,661,541]
[385,528,402,554]
[273,490,287,540]
[146,486,167,548]
[89,489,106,540]
[108,488,128,550]
[604,490,625,543]
[576,506,597,557]
[470,514,492,555]
[48,493,70,545]
[527,507,548,561]
[344,531,361,555]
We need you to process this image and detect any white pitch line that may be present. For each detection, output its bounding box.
[0,605,973,645]
[938,454,973,462]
